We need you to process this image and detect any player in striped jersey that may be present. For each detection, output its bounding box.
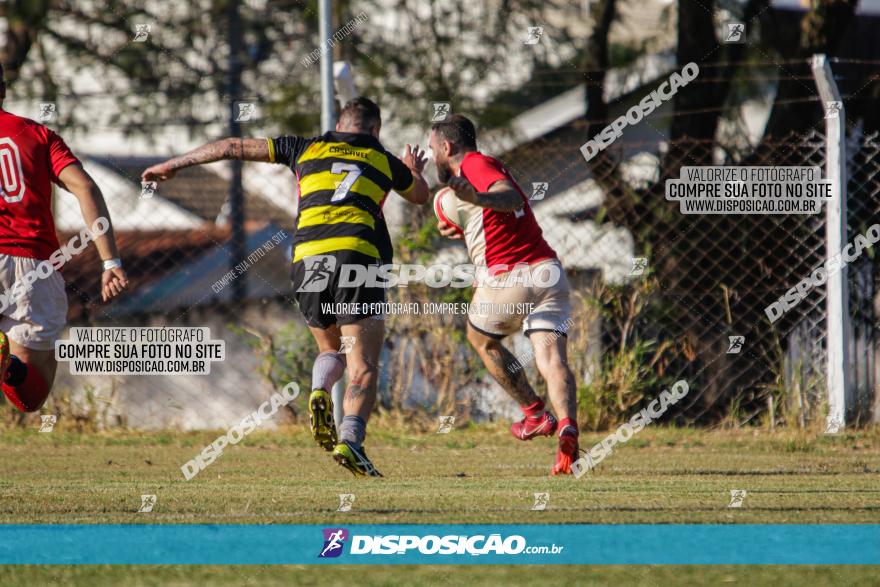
[143,98,429,477]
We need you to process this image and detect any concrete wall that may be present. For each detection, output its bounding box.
[53,280,601,430]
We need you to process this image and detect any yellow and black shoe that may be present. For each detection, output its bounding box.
[332,441,383,477]
[308,388,337,451]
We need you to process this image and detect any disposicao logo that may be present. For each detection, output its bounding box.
[317,530,563,558]
[319,528,349,558]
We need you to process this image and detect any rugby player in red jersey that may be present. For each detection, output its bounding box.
[0,63,129,413]
[429,114,579,475]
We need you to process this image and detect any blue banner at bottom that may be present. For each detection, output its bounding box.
[0,524,877,565]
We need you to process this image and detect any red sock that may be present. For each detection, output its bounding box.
[558,417,579,437]
[521,399,545,418]
[2,365,50,413]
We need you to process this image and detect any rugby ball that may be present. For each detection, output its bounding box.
[433,187,464,235]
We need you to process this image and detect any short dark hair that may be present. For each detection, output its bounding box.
[338,97,381,131]
[431,114,477,151]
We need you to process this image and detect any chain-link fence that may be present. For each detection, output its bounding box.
[500,128,879,428]
[22,118,880,431]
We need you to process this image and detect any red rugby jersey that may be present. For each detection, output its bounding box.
[458,151,557,268]
[0,109,79,260]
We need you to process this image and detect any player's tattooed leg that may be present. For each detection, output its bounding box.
[344,381,367,402]
[467,324,541,407]
[339,318,383,422]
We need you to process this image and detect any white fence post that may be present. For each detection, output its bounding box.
[319,0,336,133]
[811,54,851,429]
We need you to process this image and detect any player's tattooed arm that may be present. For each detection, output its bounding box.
[141,138,270,182]
[448,177,522,212]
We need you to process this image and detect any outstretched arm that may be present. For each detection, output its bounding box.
[141,138,271,182]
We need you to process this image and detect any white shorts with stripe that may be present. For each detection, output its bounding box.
[468,258,572,339]
[0,254,68,351]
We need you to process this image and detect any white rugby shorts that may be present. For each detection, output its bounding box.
[0,253,68,350]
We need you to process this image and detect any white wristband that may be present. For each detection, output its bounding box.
[102,258,123,271]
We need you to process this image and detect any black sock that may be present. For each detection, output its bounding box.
[5,356,27,387]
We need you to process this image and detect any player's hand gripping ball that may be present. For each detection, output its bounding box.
[433,187,465,239]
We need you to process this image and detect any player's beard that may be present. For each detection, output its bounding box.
[436,159,453,183]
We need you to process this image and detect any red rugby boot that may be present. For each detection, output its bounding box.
[510,411,557,441]
[551,423,580,475]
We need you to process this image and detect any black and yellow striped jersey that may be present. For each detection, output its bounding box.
[269,131,414,263]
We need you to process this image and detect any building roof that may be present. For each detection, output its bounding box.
[61,222,289,320]
[87,155,293,226]
[482,51,677,155]
[427,54,691,279]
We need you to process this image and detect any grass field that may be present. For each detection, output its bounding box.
[3,565,880,587]
[1,424,878,584]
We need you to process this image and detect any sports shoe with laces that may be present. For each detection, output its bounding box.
[510,411,558,441]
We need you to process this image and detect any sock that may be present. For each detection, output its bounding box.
[312,352,345,391]
[521,399,546,418]
[5,356,27,386]
[558,417,579,437]
[338,415,366,448]
[2,362,50,413]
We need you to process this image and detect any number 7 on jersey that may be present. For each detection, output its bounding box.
[330,162,363,202]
